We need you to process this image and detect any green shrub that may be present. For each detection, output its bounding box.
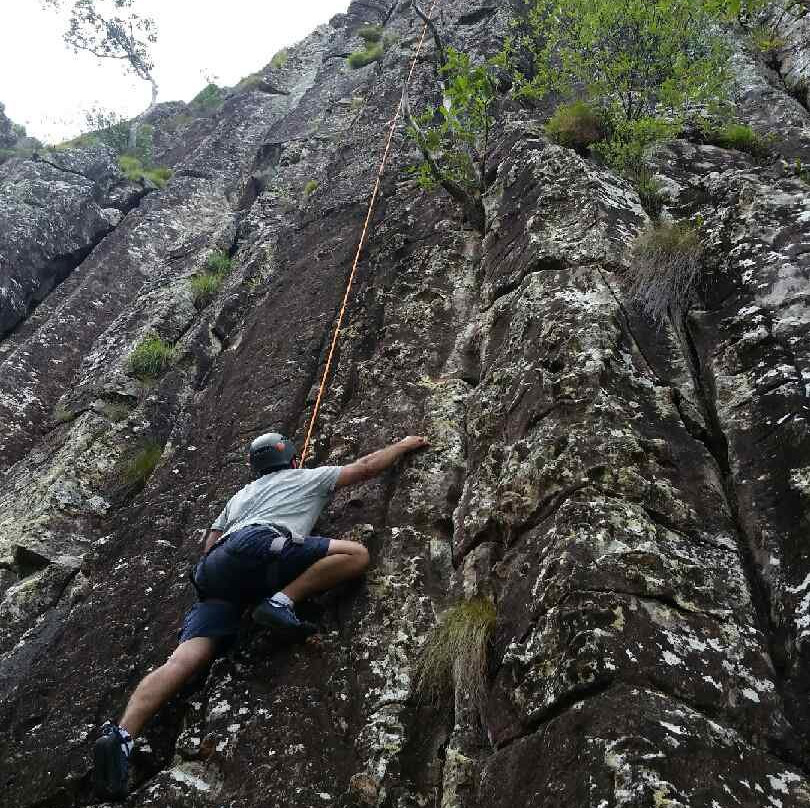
[545,101,609,153]
[357,24,383,43]
[128,335,175,379]
[511,0,734,174]
[190,83,223,113]
[625,221,704,325]
[121,440,163,489]
[703,123,772,159]
[119,155,173,188]
[412,597,496,707]
[348,44,383,69]
[11,122,26,139]
[205,250,232,274]
[270,49,289,69]
[303,179,318,196]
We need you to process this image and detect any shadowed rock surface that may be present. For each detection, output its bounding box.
[1,2,810,807]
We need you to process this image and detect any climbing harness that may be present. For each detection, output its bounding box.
[190,523,291,602]
[299,0,441,465]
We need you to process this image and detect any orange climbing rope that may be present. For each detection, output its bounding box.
[299,0,440,465]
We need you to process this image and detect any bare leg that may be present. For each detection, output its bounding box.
[119,637,215,738]
[282,540,369,603]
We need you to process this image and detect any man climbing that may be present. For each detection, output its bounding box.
[93,431,429,801]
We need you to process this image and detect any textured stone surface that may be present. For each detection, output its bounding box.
[0,145,145,336]
[1,2,810,807]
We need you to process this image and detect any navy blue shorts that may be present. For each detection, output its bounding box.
[179,529,331,652]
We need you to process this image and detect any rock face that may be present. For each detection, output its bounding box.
[1,2,810,807]
[0,146,146,336]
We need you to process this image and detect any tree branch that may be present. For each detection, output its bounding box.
[412,0,447,68]
[402,86,484,231]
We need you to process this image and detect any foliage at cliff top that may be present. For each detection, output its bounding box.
[512,0,733,126]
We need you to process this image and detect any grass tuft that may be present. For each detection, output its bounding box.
[303,179,319,196]
[119,155,172,188]
[546,101,609,154]
[128,335,175,379]
[635,166,666,219]
[412,597,496,707]
[625,221,704,326]
[348,44,384,69]
[704,123,772,159]
[205,250,232,274]
[190,250,232,308]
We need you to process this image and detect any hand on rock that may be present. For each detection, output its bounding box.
[399,435,430,452]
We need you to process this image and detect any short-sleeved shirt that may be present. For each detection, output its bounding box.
[211,466,342,539]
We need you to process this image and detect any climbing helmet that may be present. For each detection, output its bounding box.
[249,432,298,474]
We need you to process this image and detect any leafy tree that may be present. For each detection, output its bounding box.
[511,0,735,173]
[405,47,499,232]
[43,0,158,152]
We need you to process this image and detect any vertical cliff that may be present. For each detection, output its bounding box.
[1,2,810,806]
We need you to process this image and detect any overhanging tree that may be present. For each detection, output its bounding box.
[44,0,158,152]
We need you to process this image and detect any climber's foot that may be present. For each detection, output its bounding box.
[93,721,131,801]
[252,598,317,639]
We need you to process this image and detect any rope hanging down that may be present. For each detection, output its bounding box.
[299,0,440,465]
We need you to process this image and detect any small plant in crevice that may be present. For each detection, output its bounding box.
[303,179,319,196]
[635,166,667,219]
[128,334,175,379]
[205,250,232,274]
[119,154,172,188]
[190,250,232,308]
[702,122,773,159]
[412,597,496,709]
[120,440,164,493]
[545,100,609,154]
[348,43,384,69]
[625,221,705,327]
[750,24,785,67]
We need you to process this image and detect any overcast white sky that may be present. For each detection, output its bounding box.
[0,1,349,143]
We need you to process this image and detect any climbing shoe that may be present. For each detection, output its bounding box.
[93,721,131,801]
[252,598,317,638]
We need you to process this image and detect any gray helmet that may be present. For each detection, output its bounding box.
[249,432,298,474]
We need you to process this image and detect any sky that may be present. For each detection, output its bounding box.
[0,1,349,144]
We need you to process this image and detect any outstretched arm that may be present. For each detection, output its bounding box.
[336,436,429,489]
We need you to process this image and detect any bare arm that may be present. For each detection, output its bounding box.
[202,529,223,553]
[336,436,429,489]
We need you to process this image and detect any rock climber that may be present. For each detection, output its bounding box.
[93,431,429,801]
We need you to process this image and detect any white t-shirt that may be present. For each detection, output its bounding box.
[211,466,342,539]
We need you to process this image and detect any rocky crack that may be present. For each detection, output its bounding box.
[679,314,809,769]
